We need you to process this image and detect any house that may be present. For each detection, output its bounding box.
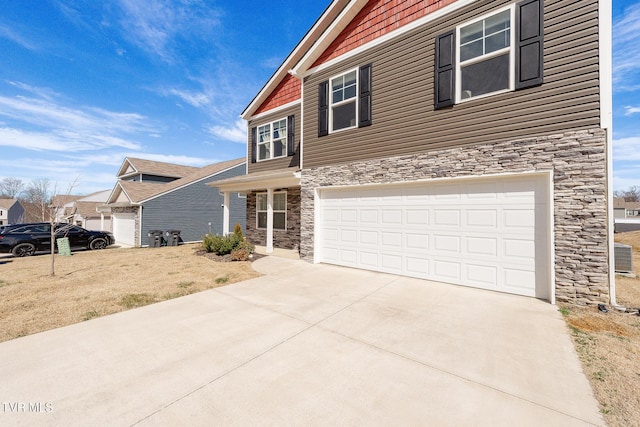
[0,198,25,226]
[214,0,613,306]
[613,197,640,233]
[104,157,246,247]
[53,190,113,231]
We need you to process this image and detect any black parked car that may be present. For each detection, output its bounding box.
[0,223,115,257]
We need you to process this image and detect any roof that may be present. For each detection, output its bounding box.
[0,198,20,209]
[241,0,357,119]
[73,201,107,218]
[614,198,640,210]
[116,157,200,179]
[211,168,301,193]
[50,195,82,207]
[107,158,245,205]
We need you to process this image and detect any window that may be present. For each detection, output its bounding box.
[434,0,543,109]
[256,192,286,230]
[257,118,287,161]
[330,69,358,132]
[318,64,372,136]
[251,115,295,163]
[458,8,513,101]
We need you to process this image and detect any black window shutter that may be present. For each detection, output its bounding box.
[318,81,329,137]
[287,115,295,156]
[515,0,544,90]
[358,63,372,127]
[250,126,257,163]
[434,30,456,109]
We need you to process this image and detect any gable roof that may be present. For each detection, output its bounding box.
[241,0,358,119]
[0,198,19,209]
[614,198,640,211]
[50,194,83,207]
[107,158,245,205]
[116,157,200,180]
[243,0,475,119]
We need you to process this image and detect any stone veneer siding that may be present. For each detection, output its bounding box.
[111,206,140,246]
[246,188,301,251]
[300,128,610,305]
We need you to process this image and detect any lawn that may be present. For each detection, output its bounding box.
[0,244,260,343]
[560,231,640,427]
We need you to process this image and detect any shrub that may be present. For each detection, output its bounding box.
[202,226,251,256]
[230,247,250,261]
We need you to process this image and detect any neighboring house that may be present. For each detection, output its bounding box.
[613,197,640,219]
[104,158,246,247]
[613,198,640,233]
[53,190,113,231]
[0,198,25,226]
[215,0,614,306]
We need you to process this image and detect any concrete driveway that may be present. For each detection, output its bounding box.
[0,256,603,426]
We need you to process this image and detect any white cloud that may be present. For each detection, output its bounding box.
[0,24,38,51]
[613,3,640,90]
[114,0,221,63]
[165,88,210,108]
[208,119,246,143]
[624,106,640,116]
[0,127,141,152]
[613,136,640,161]
[0,90,159,153]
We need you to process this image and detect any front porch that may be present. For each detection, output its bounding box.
[211,168,301,255]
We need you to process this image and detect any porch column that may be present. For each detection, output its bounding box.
[266,187,274,253]
[222,191,230,235]
[100,212,105,231]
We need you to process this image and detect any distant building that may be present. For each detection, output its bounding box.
[0,198,25,226]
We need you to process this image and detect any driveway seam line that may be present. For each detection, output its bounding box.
[316,325,600,426]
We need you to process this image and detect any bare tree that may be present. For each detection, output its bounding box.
[0,177,24,198]
[613,186,640,202]
[48,179,80,277]
[22,178,51,222]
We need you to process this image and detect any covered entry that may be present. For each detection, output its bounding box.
[316,173,552,299]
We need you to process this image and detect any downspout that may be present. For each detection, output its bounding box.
[599,0,619,308]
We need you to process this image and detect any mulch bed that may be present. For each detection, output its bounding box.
[195,249,266,262]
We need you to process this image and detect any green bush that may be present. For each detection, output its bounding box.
[202,224,253,257]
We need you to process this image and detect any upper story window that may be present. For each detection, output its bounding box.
[257,118,287,161]
[318,64,372,137]
[250,115,295,164]
[330,69,358,132]
[458,9,512,101]
[434,0,543,110]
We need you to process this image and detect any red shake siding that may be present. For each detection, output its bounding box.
[254,74,301,115]
[312,0,456,67]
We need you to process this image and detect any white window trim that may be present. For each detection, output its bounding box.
[329,67,359,134]
[257,118,288,162]
[455,4,515,104]
[256,191,287,230]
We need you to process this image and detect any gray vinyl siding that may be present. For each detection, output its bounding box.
[140,164,246,243]
[303,0,600,169]
[248,104,301,173]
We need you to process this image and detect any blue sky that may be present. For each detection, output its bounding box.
[0,0,638,195]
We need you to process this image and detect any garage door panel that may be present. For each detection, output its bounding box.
[466,236,498,257]
[318,175,549,299]
[465,264,498,288]
[434,210,461,226]
[434,260,461,280]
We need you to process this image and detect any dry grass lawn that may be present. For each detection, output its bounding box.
[560,231,640,427]
[0,244,260,343]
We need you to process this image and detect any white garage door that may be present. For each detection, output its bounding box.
[113,213,136,247]
[318,175,550,299]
